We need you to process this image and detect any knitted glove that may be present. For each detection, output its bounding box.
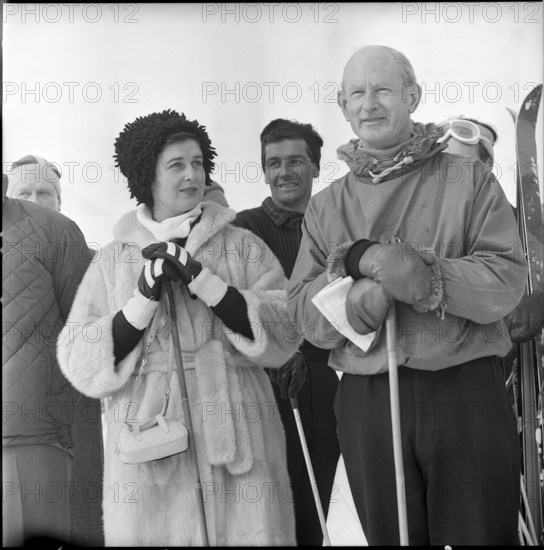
[504,292,544,344]
[268,351,307,400]
[346,240,434,306]
[345,277,393,335]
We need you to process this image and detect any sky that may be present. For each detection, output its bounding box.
[3,2,543,248]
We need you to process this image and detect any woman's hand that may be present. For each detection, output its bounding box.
[142,242,202,286]
[142,242,228,307]
[138,256,180,300]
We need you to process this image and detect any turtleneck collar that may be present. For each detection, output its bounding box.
[136,203,202,241]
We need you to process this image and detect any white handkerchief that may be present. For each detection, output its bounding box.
[311,276,375,352]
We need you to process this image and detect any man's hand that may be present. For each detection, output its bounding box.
[268,351,307,400]
[345,277,393,334]
[504,292,544,344]
[357,242,433,305]
[142,242,202,287]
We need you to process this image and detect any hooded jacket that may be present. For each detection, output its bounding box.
[56,201,299,546]
[287,123,528,376]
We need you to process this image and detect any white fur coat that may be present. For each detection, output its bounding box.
[57,202,300,546]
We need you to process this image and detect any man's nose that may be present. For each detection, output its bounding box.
[278,162,290,178]
[362,89,379,110]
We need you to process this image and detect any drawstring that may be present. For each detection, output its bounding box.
[369,156,414,184]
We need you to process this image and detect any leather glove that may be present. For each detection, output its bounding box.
[143,242,228,307]
[142,242,203,286]
[345,277,393,335]
[349,241,434,305]
[137,256,180,300]
[504,292,544,344]
[268,351,307,400]
[122,256,180,330]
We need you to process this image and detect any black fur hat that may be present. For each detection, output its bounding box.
[113,109,216,206]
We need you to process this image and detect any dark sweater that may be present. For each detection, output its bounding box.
[233,197,303,279]
[233,197,329,360]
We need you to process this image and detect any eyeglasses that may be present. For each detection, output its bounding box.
[437,118,495,147]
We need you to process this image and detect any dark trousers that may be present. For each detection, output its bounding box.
[334,356,520,545]
[273,354,340,546]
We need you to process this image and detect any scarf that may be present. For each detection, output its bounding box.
[136,203,202,241]
[336,122,445,183]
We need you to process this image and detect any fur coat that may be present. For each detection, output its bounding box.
[57,201,300,546]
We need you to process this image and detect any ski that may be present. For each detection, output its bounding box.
[509,84,544,545]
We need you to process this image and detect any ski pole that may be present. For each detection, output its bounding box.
[385,302,409,545]
[165,279,210,546]
[289,394,332,546]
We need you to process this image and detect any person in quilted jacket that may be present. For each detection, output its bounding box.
[2,172,96,545]
[5,156,105,546]
[7,155,62,211]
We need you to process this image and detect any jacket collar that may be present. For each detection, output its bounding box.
[113,200,237,254]
[336,122,448,183]
[262,197,303,227]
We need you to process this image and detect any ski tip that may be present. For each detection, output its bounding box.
[506,107,518,123]
[521,84,542,112]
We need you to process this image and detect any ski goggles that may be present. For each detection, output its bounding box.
[437,118,495,158]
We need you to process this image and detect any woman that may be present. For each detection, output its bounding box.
[57,110,299,546]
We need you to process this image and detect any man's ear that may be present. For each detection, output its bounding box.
[337,90,350,121]
[312,164,320,179]
[405,82,421,113]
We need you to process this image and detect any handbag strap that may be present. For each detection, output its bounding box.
[124,294,176,429]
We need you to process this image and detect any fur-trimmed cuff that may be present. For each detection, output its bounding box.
[188,267,228,307]
[122,290,159,330]
[326,241,354,283]
[412,262,446,318]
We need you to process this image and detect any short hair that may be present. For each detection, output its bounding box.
[9,155,62,207]
[113,110,216,206]
[12,154,61,178]
[341,45,420,96]
[260,119,324,170]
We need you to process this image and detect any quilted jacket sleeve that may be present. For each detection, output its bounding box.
[57,252,142,399]
[48,219,94,321]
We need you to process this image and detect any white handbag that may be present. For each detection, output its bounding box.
[115,312,188,464]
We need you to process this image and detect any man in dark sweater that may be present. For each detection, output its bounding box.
[233,119,340,546]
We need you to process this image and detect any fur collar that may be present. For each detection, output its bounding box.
[336,122,447,182]
[113,200,237,255]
